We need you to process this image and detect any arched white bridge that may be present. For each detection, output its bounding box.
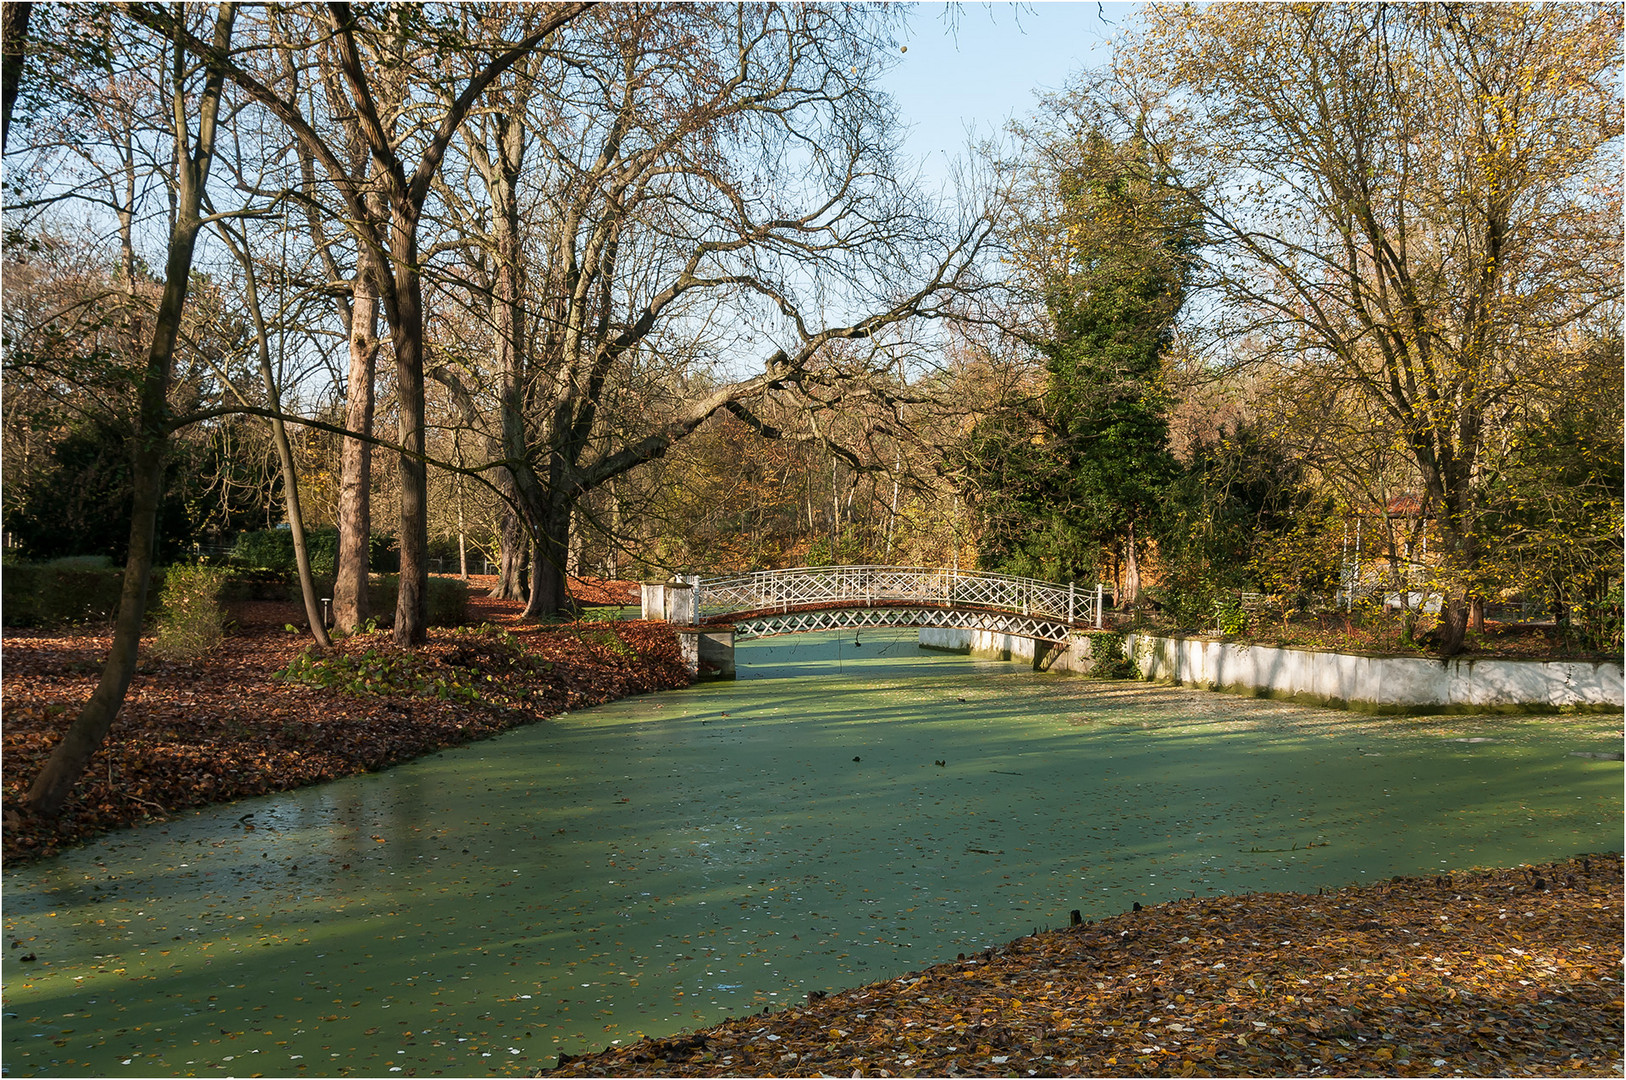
[644,565,1104,643]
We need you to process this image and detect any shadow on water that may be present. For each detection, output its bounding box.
[4,629,1621,1076]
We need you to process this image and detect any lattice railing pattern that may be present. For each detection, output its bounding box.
[695,565,1098,628]
[727,605,1076,643]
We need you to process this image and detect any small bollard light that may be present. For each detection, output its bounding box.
[321,597,333,628]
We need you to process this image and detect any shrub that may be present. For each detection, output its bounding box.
[1088,630,1138,679]
[1213,595,1248,636]
[150,564,229,662]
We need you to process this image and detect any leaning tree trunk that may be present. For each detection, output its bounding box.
[20,2,235,820]
[232,227,331,649]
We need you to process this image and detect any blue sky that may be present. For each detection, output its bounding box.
[879,3,1131,185]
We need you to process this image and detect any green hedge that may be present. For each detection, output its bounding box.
[304,574,470,628]
[230,528,399,577]
[2,564,131,627]
[220,568,295,602]
[3,562,469,630]
[365,575,469,627]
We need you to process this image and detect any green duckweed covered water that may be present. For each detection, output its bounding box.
[4,630,1621,1076]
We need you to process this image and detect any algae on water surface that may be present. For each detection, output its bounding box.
[3,630,1619,1076]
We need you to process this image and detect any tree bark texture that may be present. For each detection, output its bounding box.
[333,260,379,631]
[1,0,30,152]
[390,251,430,646]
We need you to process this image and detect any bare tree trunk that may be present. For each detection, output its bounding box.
[605,477,620,578]
[391,245,430,645]
[1122,519,1141,608]
[885,448,901,561]
[567,512,582,577]
[454,440,468,581]
[1438,592,1470,655]
[21,2,236,820]
[1468,595,1485,635]
[525,496,572,619]
[491,497,527,598]
[483,105,534,602]
[1,0,30,153]
[333,261,378,632]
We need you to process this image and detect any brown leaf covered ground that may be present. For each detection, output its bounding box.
[2,578,687,863]
[548,857,1623,1079]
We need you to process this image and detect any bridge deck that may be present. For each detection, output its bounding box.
[705,602,1083,643]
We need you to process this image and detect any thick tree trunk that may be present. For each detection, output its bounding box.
[21,2,234,819]
[1468,595,1485,635]
[1438,592,1470,656]
[333,265,378,632]
[525,499,573,619]
[484,109,532,604]
[392,263,430,645]
[491,498,527,599]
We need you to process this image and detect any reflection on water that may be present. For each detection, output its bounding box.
[4,630,1620,1076]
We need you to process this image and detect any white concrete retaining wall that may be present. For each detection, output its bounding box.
[919,627,1099,673]
[918,627,971,651]
[1125,633,1624,713]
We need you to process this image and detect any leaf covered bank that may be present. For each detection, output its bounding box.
[2,610,689,862]
[548,856,1623,1078]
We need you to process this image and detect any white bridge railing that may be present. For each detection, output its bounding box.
[691,565,1103,629]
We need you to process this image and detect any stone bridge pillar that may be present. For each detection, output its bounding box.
[641,580,696,624]
[642,580,733,680]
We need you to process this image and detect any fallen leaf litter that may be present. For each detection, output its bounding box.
[547,856,1623,1078]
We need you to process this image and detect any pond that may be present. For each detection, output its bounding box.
[4,629,1620,1076]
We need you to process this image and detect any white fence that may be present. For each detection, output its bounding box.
[692,565,1102,629]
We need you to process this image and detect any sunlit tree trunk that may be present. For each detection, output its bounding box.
[388,209,430,645]
[334,258,379,632]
